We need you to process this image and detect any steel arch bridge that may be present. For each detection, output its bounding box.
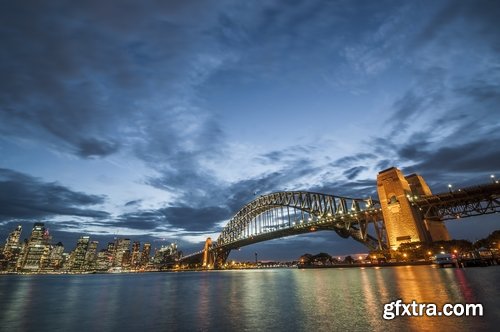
[180,170,500,268]
[182,191,386,267]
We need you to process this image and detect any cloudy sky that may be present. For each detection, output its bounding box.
[1,0,499,260]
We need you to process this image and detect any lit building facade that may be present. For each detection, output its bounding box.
[377,167,450,250]
[48,242,65,270]
[113,238,131,268]
[153,243,180,268]
[69,236,90,272]
[84,240,98,270]
[141,243,151,268]
[2,225,22,271]
[18,223,50,272]
[130,241,141,269]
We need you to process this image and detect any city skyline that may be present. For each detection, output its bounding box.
[1,1,500,260]
[0,222,182,273]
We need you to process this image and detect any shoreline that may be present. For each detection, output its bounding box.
[298,260,433,269]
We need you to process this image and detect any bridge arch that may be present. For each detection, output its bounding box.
[207,191,387,265]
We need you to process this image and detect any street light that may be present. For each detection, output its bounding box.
[491,174,496,184]
[448,184,453,192]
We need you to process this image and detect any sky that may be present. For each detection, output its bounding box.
[0,0,499,260]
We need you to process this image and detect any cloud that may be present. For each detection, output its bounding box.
[411,135,500,175]
[1,1,499,254]
[415,0,500,53]
[0,168,109,221]
[374,78,500,190]
[113,211,165,231]
[342,166,368,180]
[124,199,142,207]
[160,206,230,231]
[0,0,229,163]
[77,138,121,158]
[331,153,376,168]
[370,0,500,189]
[308,179,377,199]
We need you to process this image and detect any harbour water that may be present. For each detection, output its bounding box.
[0,265,499,331]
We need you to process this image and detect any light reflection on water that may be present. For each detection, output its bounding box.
[0,266,498,331]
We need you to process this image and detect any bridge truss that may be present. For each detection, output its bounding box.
[181,182,500,268]
[413,182,500,220]
[200,191,386,266]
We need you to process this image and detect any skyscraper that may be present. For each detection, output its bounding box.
[48,242,65,270]
[130,241,141,269]
[96,249,111,271]
[141,243,151,268]
[113,238,131,268]
[3,225,22,255]
[84,240,98,271]
[69,236,90,272]
[19,223,50,272]
[2,225,22,271]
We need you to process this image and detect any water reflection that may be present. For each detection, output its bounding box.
[0,266,498,331]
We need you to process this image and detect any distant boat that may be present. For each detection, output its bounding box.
[433,254,456,268]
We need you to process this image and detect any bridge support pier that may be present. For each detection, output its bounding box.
[377,167,450,250]
[202,238,214,268]
[202,238,231,269]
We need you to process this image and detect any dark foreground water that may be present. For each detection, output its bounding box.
[0,265,499,331]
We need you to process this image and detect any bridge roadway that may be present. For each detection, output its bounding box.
[181,191,386,265]
[412,182,500,220]
[181,182,500,266]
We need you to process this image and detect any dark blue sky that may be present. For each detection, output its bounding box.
[1,0,499,260]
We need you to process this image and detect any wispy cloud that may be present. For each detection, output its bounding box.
[0,168,108,220]
[1,0,499,254]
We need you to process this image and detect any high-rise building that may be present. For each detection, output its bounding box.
[2,225,22,271]
[19,223,50,272]
[140,243,151,268]
[153,243,180,268]
[113,238,131,268]
[3,225,22,255]
[130,241,141,269]
[96,249,112,271]
[48,242,65,270]
[84,240,98,271]
[69,236,90,272]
